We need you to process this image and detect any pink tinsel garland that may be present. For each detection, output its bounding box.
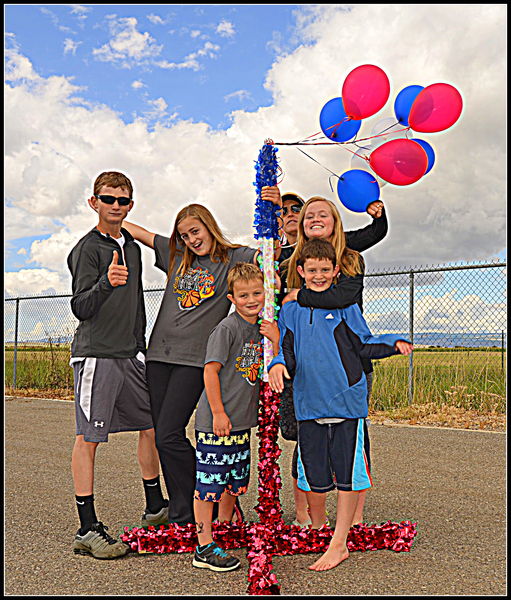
[121,384,417,595]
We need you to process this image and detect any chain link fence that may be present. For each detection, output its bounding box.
[4,261,506,410]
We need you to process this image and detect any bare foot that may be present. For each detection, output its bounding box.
[308,545,349,571]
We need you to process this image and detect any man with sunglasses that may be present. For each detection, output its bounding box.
[67,171,167,559]
[278,193,305,264]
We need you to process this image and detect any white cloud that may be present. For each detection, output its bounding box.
[40,6,74,34]
[29,231,81,271]
[17,248,28,256]
[69,5,91,16]
[190,30,201,39]
[216,20,235,38]
[224,90,253,103]
[147,14,165,25]
[4,5,507,299]
[131,80,146,89]
[4,204,63,241]
[93,16,163,67]
[64,38,81,55]
[155,58,200,71]
[365,289,507,337]
[4,268,70,297]
[91,18,220,71]
[187,41,220,61]
[142,97,169,122]
[5,39,40,81]
[414,291,507,334]
[155,41,220,72]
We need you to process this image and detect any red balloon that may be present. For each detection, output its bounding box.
[408,83,463,133]
[341,64,390,119]
[369,139,428,186]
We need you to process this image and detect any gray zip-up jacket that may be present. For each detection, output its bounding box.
[67,227,146,358]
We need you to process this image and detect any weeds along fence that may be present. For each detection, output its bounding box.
[4,261,507,411]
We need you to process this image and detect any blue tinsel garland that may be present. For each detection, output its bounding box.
[253,144,280,240]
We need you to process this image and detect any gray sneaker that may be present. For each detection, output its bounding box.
[73,522,129,559]
[141,500,169,527]
[192,542,241,572]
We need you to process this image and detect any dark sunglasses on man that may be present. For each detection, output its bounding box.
[282,204,302,216]
[95,194,132,206]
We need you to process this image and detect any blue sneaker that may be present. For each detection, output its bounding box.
[192,542,240,572]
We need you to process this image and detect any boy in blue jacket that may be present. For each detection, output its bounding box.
[269,239,413,571]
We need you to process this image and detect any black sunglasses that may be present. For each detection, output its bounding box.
[95,194,132,206]
[282,204,302,216]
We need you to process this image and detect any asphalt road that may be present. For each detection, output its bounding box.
[4,397,507,596]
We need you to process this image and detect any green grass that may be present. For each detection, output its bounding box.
[4,345,507,413]
[5,344,74,390]
[371,349,506,413]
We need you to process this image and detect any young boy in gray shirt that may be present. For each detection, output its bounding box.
[192,262,279,572]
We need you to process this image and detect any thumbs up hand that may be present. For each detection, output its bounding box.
[107,250,128,287]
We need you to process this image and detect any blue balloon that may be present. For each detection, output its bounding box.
[411,138,435,174]
[337,169,380,213]
[320,97,361,142]
[394,85,424,126]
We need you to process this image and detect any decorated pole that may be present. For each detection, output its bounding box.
[253,140,281,380]
[249,140,284,594]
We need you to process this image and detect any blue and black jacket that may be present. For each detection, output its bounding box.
[269,299,409,421]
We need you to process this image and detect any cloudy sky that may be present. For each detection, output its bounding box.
[4,4,507,300]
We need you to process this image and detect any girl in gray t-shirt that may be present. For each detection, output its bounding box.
[122,188,281,525]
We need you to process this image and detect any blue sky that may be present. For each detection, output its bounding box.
[4,4,507,310]
[5,4,302,130]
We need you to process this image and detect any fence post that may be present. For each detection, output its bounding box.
[502,330,505,371]
[408,271,414,405]
[13,298,20,389]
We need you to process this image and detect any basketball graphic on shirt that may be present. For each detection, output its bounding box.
[173,267,216,311]
[180,289,201,309]
[247,362,261,384]
[235,341,263,386]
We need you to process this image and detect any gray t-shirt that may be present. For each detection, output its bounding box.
[195,311,262,433]
[146,234,257,367]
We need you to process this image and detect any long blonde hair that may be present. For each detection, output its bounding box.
[167,204,242,279]
[285,196,362,289]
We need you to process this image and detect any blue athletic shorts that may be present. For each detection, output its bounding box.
[194,430,251,502]
[296,419,372,493]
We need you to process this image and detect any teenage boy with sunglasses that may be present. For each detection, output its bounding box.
[67,171,167,559]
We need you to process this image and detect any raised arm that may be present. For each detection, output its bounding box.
[345,204,388,253]
[123,221,156,249]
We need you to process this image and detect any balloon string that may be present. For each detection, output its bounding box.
[352,125,410,145]
[297,117,350,143]
[276,165,285,185]
[274,125,411,147]
[341,145,370,160]
[295,148,341,178]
